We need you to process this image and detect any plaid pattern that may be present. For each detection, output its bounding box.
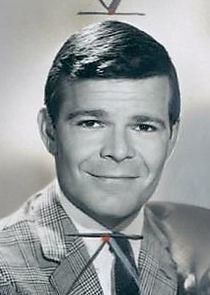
[0,182,177,294]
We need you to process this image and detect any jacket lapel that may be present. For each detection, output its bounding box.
[35,182,103,295]
[138,206,178,295]
[49,235,103,295]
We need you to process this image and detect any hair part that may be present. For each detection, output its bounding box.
[45,21,180,126]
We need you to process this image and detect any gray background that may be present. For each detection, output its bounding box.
[0,0,210,218]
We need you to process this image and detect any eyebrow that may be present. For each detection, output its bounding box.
[67,110,107,120]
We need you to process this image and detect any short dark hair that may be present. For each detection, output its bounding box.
[45,20,180,126]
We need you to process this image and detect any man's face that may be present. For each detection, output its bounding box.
[47,77,178,227]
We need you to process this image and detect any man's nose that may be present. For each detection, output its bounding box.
[100,127,136,162]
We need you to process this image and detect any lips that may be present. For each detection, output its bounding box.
[81,160,144,180]
[87,172,140,179]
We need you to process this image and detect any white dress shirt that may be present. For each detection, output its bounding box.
[56,182,144,295]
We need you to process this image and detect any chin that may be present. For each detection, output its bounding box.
[90,205,138,226]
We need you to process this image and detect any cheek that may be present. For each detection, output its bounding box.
[136,136,169,170]
[60,128,106,158]
[58,128,104,152]
[56,133,99,173]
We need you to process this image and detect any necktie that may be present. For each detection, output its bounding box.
[109,235,140,295]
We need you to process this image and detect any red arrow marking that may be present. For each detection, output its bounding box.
[98,0,121,15]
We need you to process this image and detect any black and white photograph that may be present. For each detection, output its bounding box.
[0,1,210,294]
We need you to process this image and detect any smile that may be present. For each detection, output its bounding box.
[87,172,140,180]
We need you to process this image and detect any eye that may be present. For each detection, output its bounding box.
[77,120,105,129]
[133,123,158,133]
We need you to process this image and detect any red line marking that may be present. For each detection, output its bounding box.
[101,235,110,242]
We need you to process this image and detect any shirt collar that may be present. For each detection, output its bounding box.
[56,180,144,236]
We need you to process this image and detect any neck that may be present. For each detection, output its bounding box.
[88,210,140,231]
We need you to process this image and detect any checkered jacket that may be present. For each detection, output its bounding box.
[0,182,177,294]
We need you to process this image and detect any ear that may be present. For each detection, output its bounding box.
[37,108,57,155]
[166,120,179,159]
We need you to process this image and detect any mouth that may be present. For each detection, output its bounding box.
[87,172,140,180]
[84,172,140,192]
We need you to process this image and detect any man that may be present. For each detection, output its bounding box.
[0,20,184,294]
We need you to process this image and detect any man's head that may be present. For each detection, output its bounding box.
[39,21,180,228]
[44,20,180,127]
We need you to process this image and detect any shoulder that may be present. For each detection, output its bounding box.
[0,181,58,231]
[0,184,46,231]
[145,201,210,230]
[145,201,210,291]
[0,182,57,262]
[144,201,210,251]
[0,182,59,288]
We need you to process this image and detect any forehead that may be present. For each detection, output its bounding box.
[59,77,171,118]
